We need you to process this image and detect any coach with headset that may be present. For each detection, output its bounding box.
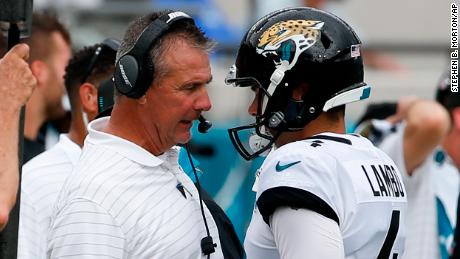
[47,10,225,258]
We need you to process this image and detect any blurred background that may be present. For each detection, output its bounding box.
[20,0,454,242]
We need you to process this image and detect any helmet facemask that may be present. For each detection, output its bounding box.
[226,68,281,160]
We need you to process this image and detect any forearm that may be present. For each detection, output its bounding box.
[0,108,20,230]
[0,43,36,230]
[406,100,450,134]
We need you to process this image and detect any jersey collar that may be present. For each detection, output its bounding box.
[304,132,354,145]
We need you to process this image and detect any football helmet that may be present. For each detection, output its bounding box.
[226,7,371,160]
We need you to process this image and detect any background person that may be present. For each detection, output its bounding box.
[18,40,118,259]
[22,12,72,163]
[356,71,459,259]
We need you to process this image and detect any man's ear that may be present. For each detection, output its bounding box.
[79,82,98,113]
[30,60,48,88]
[137,95,147,105]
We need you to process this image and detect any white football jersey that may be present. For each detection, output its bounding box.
[245,132,407,259]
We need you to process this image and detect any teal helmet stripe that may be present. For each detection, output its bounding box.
[360,87,371,100]
[281,41,292,61]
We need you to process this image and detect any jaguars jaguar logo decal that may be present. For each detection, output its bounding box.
[258,20,323,48]
[256,20,324,69]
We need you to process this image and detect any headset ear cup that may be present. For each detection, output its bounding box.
[114,55,139,97]
[125,55,154,98]
[114,61,126,94]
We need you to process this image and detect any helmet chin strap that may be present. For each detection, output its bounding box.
[262,62,289,114]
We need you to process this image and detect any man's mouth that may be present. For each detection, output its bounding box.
[179,120,194,127]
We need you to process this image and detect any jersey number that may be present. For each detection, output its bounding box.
[377,210,400,259]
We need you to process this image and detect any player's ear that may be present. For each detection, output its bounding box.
[292,83,310,101]
[79,82,98,114]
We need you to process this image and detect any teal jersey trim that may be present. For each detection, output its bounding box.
[437,197,454,259]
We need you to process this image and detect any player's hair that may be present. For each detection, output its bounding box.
[64,45,115,111]
[22,12,71,63]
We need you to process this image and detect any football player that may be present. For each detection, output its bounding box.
[226,7,407,259]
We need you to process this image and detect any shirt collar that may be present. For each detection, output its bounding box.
[58,134,82,166]
[158,146,182,171]
[86,117,172,167]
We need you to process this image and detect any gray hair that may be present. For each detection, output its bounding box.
[116,11,215,88]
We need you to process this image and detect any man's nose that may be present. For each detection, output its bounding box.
[248,95,258,117]
[196,89,212,111]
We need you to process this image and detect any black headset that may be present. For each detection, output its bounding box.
[81,38,119,115]
[113,11,193,99]
[97,78,115,114]
[113,11,216,256]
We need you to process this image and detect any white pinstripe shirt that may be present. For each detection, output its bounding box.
[47,117,224,259]
[18,134,81,259]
